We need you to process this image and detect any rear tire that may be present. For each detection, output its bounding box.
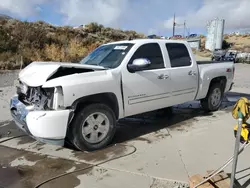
[200,83,223,112]
[68,103,116,151]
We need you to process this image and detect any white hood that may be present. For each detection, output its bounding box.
[19,61,105,87]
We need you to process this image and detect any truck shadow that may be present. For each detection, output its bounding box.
[112,91,250,144]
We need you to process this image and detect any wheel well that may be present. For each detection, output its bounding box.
[209,76,227,93]
[72,93,119,119]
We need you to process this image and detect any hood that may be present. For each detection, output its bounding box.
[19,61,106,87]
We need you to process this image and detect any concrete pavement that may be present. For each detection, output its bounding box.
[1,64,250,188]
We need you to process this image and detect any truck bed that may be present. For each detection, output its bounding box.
[195,60,235,100]
[197,60,234,65]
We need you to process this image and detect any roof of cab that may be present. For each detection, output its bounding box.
[105,38,189,45]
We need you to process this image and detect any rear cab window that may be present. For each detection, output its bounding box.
[165,43,192,68]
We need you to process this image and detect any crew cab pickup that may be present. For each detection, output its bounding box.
[10,39,235,151]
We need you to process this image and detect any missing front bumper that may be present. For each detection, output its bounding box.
[10,95,31,135]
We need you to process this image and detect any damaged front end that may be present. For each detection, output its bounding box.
[16,80,63,111]
[10,80,72,146]
[10,61,108,146]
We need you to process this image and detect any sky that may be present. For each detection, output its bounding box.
[1,0,250,36]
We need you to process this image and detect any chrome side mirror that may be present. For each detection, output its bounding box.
[127,58,151,73]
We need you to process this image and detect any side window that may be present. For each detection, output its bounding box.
[129,43,165,70]
[165,43,191,68]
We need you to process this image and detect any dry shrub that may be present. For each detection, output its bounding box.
[87,43,100,53]
[44,39,89,62]
[0,53,21,70]
[44,44,65,62]
[21,47,44,63]
[243,46,250,53]
[85,22,103,33]
[194,49,212,57]
[0,61,15,70]
[67,39,88,61]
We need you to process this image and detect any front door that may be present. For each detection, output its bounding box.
[121,43,172,117]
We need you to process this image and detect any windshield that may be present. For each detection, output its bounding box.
[79,43,134,69]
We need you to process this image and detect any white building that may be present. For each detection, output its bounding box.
[186,38,201,50]
[205,18,225,51]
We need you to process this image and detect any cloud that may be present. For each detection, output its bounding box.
[2,0,249,35]
[59,0,128,27]
[0,0,48,18]
[147,28,159,35]
[163,0,250,31]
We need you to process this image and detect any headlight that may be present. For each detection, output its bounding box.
[43,88,54,109]
[20,82,28,94]
[44,86,64,110]
[16,80,28,95]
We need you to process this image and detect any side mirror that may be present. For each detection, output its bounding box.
[127,58,151,73]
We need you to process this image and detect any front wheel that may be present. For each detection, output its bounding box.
[200,83,223,112]
[68,103,117,151]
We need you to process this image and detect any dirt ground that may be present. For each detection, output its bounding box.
[1,63,250,188]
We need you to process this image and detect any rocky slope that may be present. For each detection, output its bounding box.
[0,18,145,70]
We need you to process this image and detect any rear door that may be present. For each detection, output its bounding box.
[165,42,199,105]
[121,42,172,117]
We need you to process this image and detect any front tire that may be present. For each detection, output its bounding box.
[68,103,116,151]
[200,83,223,112]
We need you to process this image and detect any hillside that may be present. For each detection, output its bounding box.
[0,14,12,20]
[1,18,250,70]
[0,19,145,70]
[224,34,250,52]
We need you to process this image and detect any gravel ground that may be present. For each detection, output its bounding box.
[0,70,19,87]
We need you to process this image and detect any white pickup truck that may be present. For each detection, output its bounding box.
[10,39,235,151]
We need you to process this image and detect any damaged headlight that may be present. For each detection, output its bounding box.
[19,81,28,94]
[44,86,64,110]
[43,88,54,109]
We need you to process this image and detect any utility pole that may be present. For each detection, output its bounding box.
[173,13,176,37]
[183,20,186,38]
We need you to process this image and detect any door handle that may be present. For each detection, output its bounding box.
[188,71,196,76]
[158,74,169,79]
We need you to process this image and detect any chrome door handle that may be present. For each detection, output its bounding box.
[158,74,169,79]
[188,71,196,76]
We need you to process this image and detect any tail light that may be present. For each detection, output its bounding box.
[226,67,235,78]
